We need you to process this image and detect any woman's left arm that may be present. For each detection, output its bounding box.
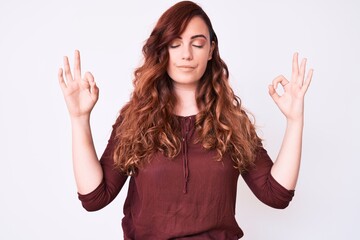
[268,52,314,190]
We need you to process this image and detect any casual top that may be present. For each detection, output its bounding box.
[78,115,295,239]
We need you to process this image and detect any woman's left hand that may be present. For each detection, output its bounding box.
[268,52,314,121]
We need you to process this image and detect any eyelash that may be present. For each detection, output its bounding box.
[169,44,204,49]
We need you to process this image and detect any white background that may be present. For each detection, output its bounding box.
[1,0,359,239]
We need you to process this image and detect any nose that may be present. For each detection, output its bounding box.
[181,45,193,60]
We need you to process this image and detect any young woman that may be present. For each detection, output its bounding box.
[58,1,313,239]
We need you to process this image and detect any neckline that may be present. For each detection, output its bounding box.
[174,114,197,119]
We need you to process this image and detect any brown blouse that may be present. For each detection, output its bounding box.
[78,115,295,239]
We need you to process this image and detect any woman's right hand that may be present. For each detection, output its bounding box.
[58,50,99,119]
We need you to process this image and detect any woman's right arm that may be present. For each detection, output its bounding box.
[58,50,102,194]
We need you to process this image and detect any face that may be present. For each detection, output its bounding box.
[167,16,214,89]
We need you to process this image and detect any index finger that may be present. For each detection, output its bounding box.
[272,75,289,89]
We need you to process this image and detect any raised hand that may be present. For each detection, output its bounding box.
[268,52,313,121]
[58,50,99,119]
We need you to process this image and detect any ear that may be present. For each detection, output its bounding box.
[208,41,215,60]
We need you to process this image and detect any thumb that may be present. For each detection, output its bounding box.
[268,84,280,103]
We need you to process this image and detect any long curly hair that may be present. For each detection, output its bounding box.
[113,1,262,175]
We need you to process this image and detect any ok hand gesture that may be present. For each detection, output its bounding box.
[268,52,313,122]
[58,50,99,119]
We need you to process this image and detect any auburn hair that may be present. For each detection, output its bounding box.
[113,1,262,175]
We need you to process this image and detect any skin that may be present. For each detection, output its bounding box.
[58,18,313,194]
[269,53,313,190]
[167,16,214,116]
[58,51,102,194]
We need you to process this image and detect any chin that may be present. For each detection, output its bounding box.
[172,78,200,87]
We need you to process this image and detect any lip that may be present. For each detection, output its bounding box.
[177,65,196,69]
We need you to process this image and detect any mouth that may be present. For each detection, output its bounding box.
[177,65,196,70]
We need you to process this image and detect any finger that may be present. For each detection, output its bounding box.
[80,75,91,91]
[302,68,314,93]
[90,81,99,100]
[268,84,280,103]
[84,71,94,83]
[272,75,289,89]
[291,52,299,82]
[58,68,67,91]
[85,72,99,99]
[63,56,73,82]
[74,50,81,80]
[298,58,307,86]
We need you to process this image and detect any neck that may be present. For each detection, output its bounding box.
[173,83,199,116]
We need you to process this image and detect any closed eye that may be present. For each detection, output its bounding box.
[169,44,180,49]
[192,45,204,48]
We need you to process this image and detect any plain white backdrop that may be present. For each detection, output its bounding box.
[1,0,359,239]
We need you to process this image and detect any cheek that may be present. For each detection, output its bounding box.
[166,61,177,81]
[166,59,174,74]
[197,55,210,73]
[166,52,176,71]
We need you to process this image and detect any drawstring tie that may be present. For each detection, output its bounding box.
[181,116,192,194]
[182,136,189,193]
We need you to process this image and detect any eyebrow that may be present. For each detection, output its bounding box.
[176,34,207,40]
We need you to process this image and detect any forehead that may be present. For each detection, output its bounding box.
[179,16,210,39]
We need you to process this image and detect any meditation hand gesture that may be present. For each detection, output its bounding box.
[58,50,99,119]
[268,53,313,121]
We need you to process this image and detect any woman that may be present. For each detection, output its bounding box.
[58,1,313,239]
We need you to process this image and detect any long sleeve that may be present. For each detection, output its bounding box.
[241,147,295,209]
[78,118,128,211]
